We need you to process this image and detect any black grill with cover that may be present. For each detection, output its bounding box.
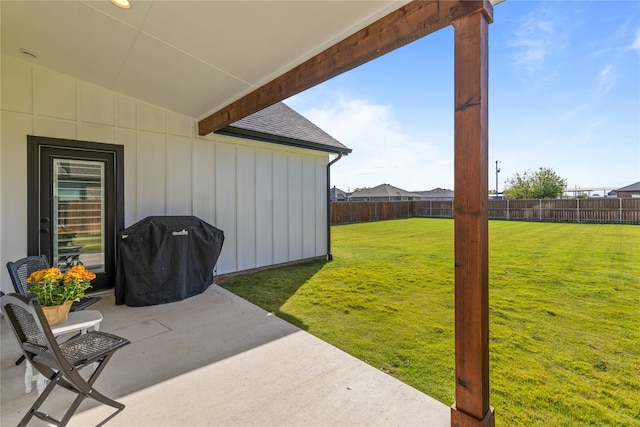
[115,216,224,306]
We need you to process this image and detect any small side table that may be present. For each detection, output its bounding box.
[25,310,103,394]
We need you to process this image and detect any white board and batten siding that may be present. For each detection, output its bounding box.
[0,54,329,290]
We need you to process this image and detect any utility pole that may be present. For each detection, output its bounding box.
[495,160,501,197]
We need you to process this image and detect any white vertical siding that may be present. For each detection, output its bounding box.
[0,112,33,262]
[236,146,256,271]
[137,133,167,216]
[215,144,237,274]
[34,68,76,120]
[78,122,115,144]
[33,116,77,140]
[118,129,138,226]
[315,157,328,255]
[302,156,316,259]
[287,155,303,261]
[139,103,167,134]
[80,85,115,126]
[193,141,216,225]
[0,54,330,292]
[1,57,32,113]
[272,152,289,264]
[255,149,274,267]
[117,96,137,130]
[167,136,193,215]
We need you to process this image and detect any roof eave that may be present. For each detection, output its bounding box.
[217,126,352,155]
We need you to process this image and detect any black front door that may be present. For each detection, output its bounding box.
[28,136,124,291]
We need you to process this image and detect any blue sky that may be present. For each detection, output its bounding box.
[287,0,640,193]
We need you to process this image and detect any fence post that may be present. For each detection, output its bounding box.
[620,198,622,224]
[539,199,542,221]
[577,198,580,223]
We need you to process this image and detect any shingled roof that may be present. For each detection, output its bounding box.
[413,187,455,199]
[217,102,351,155]
[616,181,640,192]
[350,183,420,200]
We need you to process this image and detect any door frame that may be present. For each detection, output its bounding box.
[27,135,124,289]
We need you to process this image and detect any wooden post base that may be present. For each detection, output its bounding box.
[451,403,495,427]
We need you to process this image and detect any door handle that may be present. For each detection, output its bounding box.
[40,227,49,234]
[41,217,50,224]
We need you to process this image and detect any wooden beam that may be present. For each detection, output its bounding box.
[450,1,494,426]
[199,0,463,135]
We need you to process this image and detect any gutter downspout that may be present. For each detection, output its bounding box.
[326,152,343,261]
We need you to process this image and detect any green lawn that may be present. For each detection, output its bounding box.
[219,218,640,426]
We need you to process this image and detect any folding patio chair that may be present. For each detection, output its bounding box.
[7,255,101,312]
[7,255,102,367]
[1,293,130,427]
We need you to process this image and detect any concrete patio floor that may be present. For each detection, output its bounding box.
[1,284,450,426]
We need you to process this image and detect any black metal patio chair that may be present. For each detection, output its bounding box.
[7,255,101,312]
[7,255,102,367]
[1,293,130,427]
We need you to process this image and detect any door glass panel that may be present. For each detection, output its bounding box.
[53,158,105,273]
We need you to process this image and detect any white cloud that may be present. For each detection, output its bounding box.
[288,92,453,192]
[629,27,640,59]
[509,9,567,73]
[596,64,616,95]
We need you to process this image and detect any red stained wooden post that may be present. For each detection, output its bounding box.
[450,1,495,426]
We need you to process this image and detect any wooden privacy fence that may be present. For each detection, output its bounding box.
[58,200,103,234]
[331,198,640,225]
[487,198,640,223]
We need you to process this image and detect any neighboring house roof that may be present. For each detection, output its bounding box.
[350,183,419,199]
[413,187,454,199]
[330,186,348,200]
[616,181,640,192]
[218,102,351,155]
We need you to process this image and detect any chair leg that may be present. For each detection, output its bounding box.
[36,374,48,395]
[18,370,64,427]
[25,360,33,393]
[20,355,125,427]
[58,353,125,427]
[78,353,124,409]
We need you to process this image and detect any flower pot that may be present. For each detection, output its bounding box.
[41,300,73,326]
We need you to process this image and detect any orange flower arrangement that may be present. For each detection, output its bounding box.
[27,265,95,306]
[64,265,97,284]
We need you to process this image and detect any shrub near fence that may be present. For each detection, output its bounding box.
[331,198,640,225]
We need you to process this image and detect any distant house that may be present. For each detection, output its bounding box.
[615,181,640,198]
[349,184,420,201]
[330,186,349,202]
[413,187,454,201]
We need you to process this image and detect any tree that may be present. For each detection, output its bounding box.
[352,187,370,193]
[503,167,567,199]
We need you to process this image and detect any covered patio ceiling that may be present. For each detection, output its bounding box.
[1,0,410,121]
[1,0,499,134]
[2,1,500,426]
